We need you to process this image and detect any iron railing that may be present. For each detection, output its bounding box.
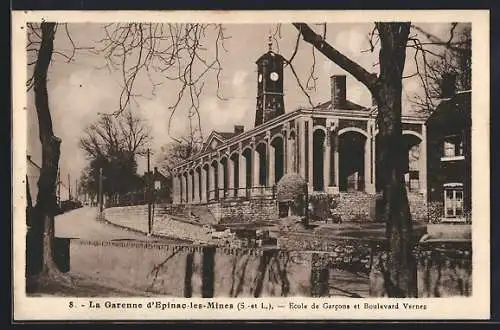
[179,185,277,204]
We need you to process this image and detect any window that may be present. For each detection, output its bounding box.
[443,135,464,157]
[444,187,464,218]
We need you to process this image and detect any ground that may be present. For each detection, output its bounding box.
[26,206,186,297]
[54,206,185,243]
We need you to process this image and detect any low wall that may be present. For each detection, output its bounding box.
[103,205,209,242]
[333,192,427,222]
[207,199,278,224]
[67,237,471,298]
[69,240,311,297]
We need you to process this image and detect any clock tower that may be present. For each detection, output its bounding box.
[254,36,285,127]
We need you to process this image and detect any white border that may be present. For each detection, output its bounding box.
[12,10,490,320]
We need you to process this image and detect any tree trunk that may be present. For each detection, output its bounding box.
[31,22,66,279]
[374,23,417,297]
[293,22,417,297]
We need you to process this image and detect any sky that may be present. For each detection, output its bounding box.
[26,22,466,189]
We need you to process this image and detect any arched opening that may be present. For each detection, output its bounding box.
[203,164,210,202]
[402,133,422,192]
[242,148,252,189]
[313,129,326,191]
[230,153,239,197]
[196,167,202,202]
[339,130,366,192]
[220,157,229,198]
[211,161,218,200]
[271,136,284,184]
[189,169,195,201]
[179,174,184,203]
[256,143,267,186]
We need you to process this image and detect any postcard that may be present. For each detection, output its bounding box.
[12,9,490,320]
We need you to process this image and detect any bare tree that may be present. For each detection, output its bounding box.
[97,23,229,143]
[25,22,227,285]
[27,22,66,281]
[408,24,471,112]
[79,110,151,160]
[155,135,202,176]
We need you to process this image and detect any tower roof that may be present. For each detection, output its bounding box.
[256,33,285,64]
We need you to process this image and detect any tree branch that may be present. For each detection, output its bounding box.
[292,23,378,92]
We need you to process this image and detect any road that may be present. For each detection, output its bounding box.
[54,206,183,242]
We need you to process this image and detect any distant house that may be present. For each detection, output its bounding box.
[426,74,471,223]
[143,167,172,203]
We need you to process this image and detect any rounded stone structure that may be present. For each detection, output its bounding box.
[276,173,307,217]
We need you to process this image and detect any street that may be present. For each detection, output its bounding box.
[54,206,179,242]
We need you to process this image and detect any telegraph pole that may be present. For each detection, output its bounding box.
[147,148,152,235]
[68,173,71,201]
[99,167,103,215]
[57,170,61,207]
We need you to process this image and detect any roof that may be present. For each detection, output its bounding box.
[255,51,285,64]
[313,100,366,112]
[215,131,239,140]
[426,90,471,125]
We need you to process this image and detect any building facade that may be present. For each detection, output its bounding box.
[426,73,471,223]
[171,45,428,219]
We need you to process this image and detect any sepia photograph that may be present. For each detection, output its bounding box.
[12,10,490,320]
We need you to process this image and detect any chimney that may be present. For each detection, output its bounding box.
[234,125,244,135]
[440,72,457,98]
[330,75,346,108]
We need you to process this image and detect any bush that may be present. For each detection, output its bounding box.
[308,192,338,221]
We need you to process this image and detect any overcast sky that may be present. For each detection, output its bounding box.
[26,22,466,188]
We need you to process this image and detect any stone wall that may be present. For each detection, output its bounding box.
[69,239,311,297]
[207,199,278,224]
[103,205,149,232]
[333,191,427,222]
[67,238,471,298]
[103,205,209,242]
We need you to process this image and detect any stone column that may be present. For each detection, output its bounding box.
[172,174,180,204]
[333,120,340,190]
[307,118,314,191]
[420,124,427,198]
[252,147,261,196]
[209,164,216,201]
[364,137,372,193]
[324,136,331,191]
[268,141,275,186]
[187,171,193,204]
[201,167,207,203]
[228,157,235,197]
[181,174,186,203]
[371,121,377,193]
[218,161,225,200]
[194,169,200,203]
[299,119,306,179]
[283,127,289,174]
[238,151,247,197]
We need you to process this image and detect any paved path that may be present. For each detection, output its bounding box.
[54,206,181,242]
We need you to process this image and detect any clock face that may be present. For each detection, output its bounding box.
[270,72,279,81]
[258,73,263,83]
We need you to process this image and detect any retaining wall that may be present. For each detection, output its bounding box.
[67,238,471,298]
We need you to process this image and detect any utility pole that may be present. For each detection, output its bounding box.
[99,167,103,215]
[75,179,78,201]
[147,148,152,235]
[68,173,71,201]
[57,170,61,207]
